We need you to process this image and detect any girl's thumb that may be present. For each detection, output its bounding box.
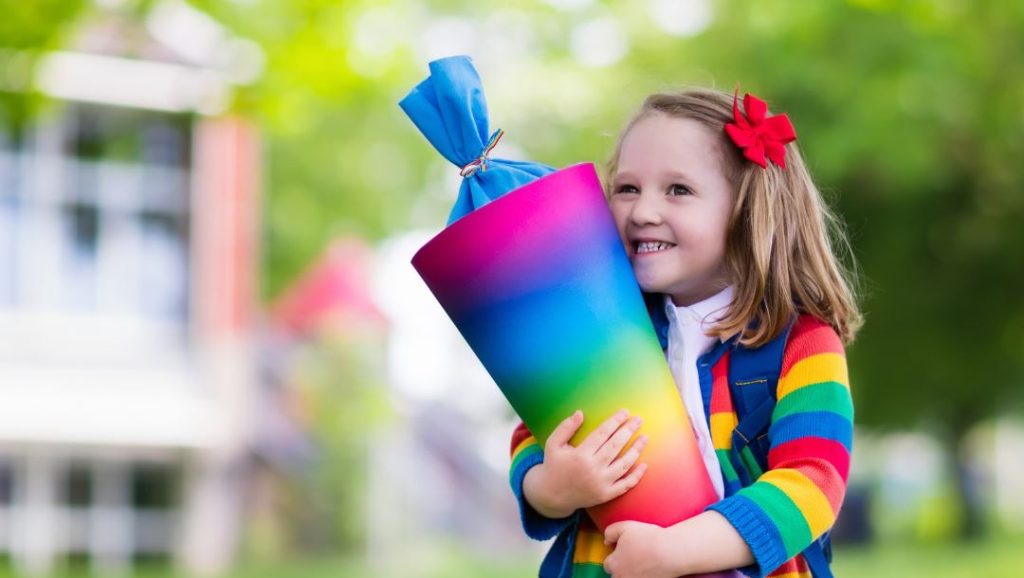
[549,410,583,445]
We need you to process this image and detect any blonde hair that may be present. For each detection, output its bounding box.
[605,88,863,346]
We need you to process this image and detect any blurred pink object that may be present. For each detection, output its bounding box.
[270,239,387,335]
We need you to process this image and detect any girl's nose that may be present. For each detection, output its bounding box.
[629,192,663,226]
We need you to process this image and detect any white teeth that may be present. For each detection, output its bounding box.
[636,241,672,254]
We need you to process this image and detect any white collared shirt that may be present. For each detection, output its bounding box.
[663,286,735,499]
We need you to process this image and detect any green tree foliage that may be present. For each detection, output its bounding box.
[0,0,88,135]
[697,0,1024,435]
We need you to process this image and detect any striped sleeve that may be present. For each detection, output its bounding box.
[509,421,580,540]
[708,316,853,577]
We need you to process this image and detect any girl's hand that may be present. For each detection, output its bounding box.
[523,409,648,518]
[602,521,677,578]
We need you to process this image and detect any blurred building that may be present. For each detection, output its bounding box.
[367,234,543,570]
[0,1,261,575]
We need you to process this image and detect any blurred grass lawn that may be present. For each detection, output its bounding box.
[231,536,1024,577]
[4,537,1022,578]
[830,537,1024,577]
[231,538,1024,578]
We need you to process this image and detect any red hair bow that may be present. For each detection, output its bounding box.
[724,90,797,169]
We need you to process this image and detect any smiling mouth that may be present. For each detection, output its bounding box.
[635,241,675,255]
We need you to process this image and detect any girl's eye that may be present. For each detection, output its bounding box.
[669,184,693,196]
[614,184,639,194]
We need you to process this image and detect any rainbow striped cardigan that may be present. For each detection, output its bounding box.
[509,315,853,578]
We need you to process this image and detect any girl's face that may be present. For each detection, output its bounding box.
[609,113,736,306]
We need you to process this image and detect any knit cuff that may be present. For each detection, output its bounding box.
[706,495,788,578]
[509,448,577,541]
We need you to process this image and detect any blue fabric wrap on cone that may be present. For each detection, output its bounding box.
[399,55,557,225]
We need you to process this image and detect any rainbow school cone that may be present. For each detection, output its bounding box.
[411,162,718,530]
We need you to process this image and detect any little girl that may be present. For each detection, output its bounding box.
[509,87,861,578]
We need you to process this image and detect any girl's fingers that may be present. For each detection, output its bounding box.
[545,409,584,449]
[578,408,631,454]
[596,416,643,464]
[609,461,648,497]
[608,435,648,477]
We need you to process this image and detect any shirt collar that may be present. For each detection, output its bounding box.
[663,286,735,333]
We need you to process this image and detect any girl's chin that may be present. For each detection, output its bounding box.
[633,276,667,294]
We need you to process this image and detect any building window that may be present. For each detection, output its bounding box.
[62,462,93,569]
[47,460,181,568]
[64,463,93,507]
[0,460,14,567]
[139,211,188,319]
[132,463,178,564]
[2,103,192,322]
[0,136,20,307]
[0,460,13,506]
[61,200,101,311]
[131,463,178,509]
[0,195,16,306]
